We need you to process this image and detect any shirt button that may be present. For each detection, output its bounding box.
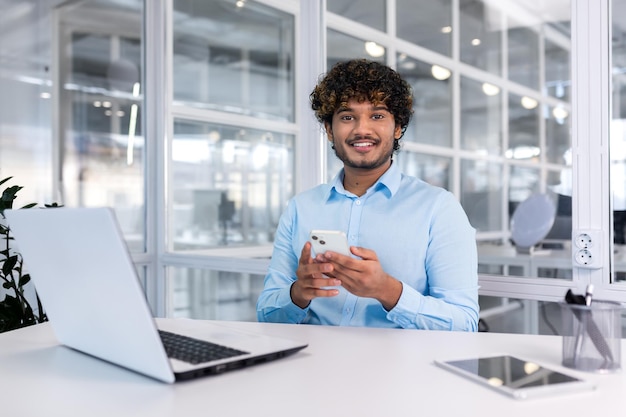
[355,200,361,205]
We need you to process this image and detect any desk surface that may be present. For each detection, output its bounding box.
[1,319,623,416]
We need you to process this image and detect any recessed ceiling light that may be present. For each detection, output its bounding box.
[521,96,538,109]
[552,107,569,119]
[364,41,385,58]
[482,83,500,96]
[431,65,451,80]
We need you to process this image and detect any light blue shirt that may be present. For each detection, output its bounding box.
[256,162,479,331]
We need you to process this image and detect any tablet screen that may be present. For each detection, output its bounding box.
[435,355,595,399]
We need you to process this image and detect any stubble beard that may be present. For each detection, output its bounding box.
[333,139,395,170]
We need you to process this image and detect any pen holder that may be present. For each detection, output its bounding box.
[560,300,623,373]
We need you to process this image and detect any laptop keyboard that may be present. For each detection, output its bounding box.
[158,330,249,365]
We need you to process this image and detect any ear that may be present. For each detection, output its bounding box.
[394,124,403,140]
[324,122,334,141]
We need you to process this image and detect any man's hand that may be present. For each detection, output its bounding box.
[317,246,402,311]
[290,242,342,309]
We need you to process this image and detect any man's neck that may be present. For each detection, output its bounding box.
[342,161,392,197]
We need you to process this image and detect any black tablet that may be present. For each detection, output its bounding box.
[434,354,596,400]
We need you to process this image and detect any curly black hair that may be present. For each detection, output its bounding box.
[310,59,414,148]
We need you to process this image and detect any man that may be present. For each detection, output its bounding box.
[256,59,479,331]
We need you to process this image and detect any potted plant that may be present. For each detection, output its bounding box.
[0,176,49,332]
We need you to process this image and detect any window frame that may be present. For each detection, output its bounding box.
[140,0,626,316]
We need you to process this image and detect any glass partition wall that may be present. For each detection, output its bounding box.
[1,0,622,330]
[326,0,573,279]
[612,0,626,281]
[0,1,146,248]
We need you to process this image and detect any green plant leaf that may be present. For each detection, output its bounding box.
[2,255,17,275]
[0,294,29,332]
[0,177,13,188]
[0,185,22,204]
[18,274,31,287]
[0,177,50,333]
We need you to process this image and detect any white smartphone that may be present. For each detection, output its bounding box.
[434,354,596,400]
[309,230,351,256]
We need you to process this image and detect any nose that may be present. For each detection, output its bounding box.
[353,117,373,136]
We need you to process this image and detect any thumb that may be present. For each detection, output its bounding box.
[350,246,376,260]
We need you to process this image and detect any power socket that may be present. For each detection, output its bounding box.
[572,230,602,269]
[574,249,594,266]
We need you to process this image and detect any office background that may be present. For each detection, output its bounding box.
[0,0,625,333]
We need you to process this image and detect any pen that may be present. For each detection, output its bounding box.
[565,288,614,365]
[585,284,594,306]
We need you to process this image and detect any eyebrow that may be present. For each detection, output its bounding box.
[335,105,390,114]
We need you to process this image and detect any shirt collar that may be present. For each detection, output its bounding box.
[325,161,402,201]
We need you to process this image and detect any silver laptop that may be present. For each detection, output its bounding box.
[4,207,307,383]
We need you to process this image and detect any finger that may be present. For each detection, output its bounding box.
[311,277,341,287]
[302,262,334,279]
[323,251,360,274]
[309,288,340,297]
[300,242,314,265]
[348,246,377,261]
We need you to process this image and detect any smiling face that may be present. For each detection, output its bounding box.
[326,99,403,172]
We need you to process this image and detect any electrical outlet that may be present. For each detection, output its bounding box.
[575,233,593,249]
[575,249,594,266]
[572,230,603,269]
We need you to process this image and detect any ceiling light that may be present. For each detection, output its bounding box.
[552,107,569,119]
[471,38,481,46]
[208,130,221,142]
[488,377,503,387]
[364,41,385,58]
[482,83,500,96]
[127,82,141,166]
[441,26,452,34]
[431,65,451,81]
[520,96,538,109]
[505,145,541,159]
[524,362,540,375]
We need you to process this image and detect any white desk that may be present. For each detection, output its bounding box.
[1,320,624,416]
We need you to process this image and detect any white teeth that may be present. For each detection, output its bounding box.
[353,142,372,147]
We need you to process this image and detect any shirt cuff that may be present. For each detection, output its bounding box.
[386,282,422,328]
[277,284,309,322]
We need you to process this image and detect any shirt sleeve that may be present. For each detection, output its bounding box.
[386,192,479,331]
[256,200,309,323]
